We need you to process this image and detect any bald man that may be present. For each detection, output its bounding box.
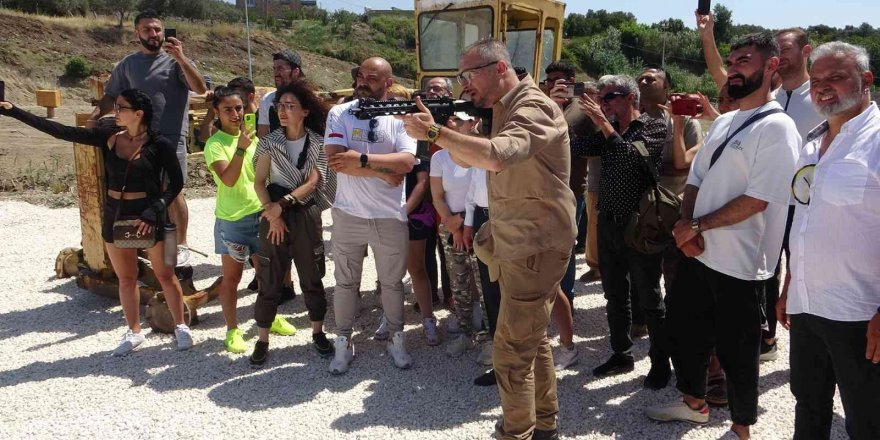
[324,57,419,374]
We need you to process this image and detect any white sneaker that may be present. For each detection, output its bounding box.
[176,245,192,267]
[446,315,461,334]
[374,313,389,341]
[477,340,494,366]
[387,331,412,369]
[446,334,474,357]
[329,336,354,375]
[645,400,710,424]
[554,344,579,370]
[174,324,193,351]
[423,317,440,346]
[472,301,484,331]
[111,330,146,357]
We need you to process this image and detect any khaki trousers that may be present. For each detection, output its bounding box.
[494,250,570,439]
[585,191,600,271]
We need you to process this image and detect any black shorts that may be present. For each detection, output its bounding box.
[408,218,434,241]
[103,197,166,244]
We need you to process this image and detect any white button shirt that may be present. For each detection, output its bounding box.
[464,168,489,227]
[787,102,880,322]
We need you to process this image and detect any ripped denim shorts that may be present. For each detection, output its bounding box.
[214,212,261,263]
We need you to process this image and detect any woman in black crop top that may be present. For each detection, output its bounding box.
[1,89,192,356]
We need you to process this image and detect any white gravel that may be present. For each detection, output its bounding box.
[0,198,848,439]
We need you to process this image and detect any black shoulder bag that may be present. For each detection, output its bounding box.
[624,141,682,254]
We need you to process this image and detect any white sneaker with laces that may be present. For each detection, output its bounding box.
[329,336,354,375]
[477,340,494,366]
[423,317,440,346]
[387,331,413,369]
[176,245,192,267]
[112,330,146,357]
[174,324,193,351]
[446,334,474,357]
[374,313,389,341]
[554,344,579,370]
[645,399,710,424]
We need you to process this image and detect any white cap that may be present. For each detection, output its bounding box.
[453,111,475,121]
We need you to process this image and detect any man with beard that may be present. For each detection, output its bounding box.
[323,57,417,374]
[777,41,880,440]
[646,33,800,440]
[257,49,305,138]
[91,9,207,266]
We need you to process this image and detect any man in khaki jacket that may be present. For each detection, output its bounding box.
[398,38,576,440]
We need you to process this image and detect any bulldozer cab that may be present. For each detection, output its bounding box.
[415,0,566,95]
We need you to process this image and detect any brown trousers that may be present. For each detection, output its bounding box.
[494,250,570,439]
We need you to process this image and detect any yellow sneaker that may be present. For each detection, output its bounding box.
[270,316,297,336]
[224,328,247,354]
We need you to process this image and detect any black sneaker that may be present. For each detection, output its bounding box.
[592,354,635,377]
[312,331,334,358]
[247,275,258,291]
[474,369,497,386]
[533,428,560,440]
[279,285,297,304]
[643,362,672,390]
[250,341,269,368]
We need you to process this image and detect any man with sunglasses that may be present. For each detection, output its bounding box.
[777,41,880,440]
[324,57,418,375]
[257,49,305,138]
[398,37,575,440]
[646,33,799,440]
[572,75,671,389]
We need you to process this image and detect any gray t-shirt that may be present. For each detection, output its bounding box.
[105,51,192,148]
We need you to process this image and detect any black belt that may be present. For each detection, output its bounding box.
[602,211,629,224]
[476,206,489,213]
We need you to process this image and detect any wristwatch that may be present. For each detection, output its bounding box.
[426,124,442,143]
[234,147,247,157]
[282,193,299,207]
[359,153,369,168]
[690,218,702,233]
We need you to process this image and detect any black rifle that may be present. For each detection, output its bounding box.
[348,97,492,126]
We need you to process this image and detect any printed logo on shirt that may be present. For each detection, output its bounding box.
[351,128,387,143]
[730,140,743,151]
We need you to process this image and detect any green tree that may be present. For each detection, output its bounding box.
[712,3,733,44]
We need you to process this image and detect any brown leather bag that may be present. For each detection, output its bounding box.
[111,143,156,249]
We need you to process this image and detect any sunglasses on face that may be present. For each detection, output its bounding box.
[600,91,627,103]
[368,118,378,143]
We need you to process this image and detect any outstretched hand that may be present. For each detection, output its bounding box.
[0,102,12,111]
[396,96,435,141]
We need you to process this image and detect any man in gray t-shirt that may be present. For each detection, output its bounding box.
[90,9,207,264]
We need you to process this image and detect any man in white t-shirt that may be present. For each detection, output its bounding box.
[257,49,304,138]
[646,33,800,440]
[777,41,880,440]
[323,57,418,375]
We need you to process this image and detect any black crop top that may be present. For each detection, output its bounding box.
[1,106,183,213]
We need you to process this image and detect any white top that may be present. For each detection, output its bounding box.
[687,101,800,280]
[787,102,880,322]
[324,99,418,221]
[269,136,307,185]
[257,90,277,126]
[774,80,825,142]
[464,168,489,226]
[430,150,472,213]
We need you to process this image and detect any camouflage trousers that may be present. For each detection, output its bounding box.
[438,224,482,335]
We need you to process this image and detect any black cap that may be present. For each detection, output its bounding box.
[273,49,303,72]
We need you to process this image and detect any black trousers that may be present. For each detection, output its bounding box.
[254,204,327,328]
[762,205,795,340]
[667,257,762,426]
[597,215,667,363]
[472,206,501,337]
[790,313,880,440]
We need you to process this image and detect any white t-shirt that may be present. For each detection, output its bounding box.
[687,101,800,280]
[258,90,277,126]
[429,150,472,213]
[464,168,489,227]
[774,81,824,142]
[324,99,417,221]
[269,135,306,185]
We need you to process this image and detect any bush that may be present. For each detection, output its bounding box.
[64,56,91,79]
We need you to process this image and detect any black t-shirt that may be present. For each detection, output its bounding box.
[405,159,430,199]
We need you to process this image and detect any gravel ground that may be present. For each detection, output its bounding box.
[0,198,848,439]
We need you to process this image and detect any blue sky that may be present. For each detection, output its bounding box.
[226,0,880,29]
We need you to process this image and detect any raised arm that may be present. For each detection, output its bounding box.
[164,38,207,95]
[697,12,729,90]
[1,104,111,147]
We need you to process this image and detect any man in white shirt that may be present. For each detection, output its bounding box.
[777,41,880,440]
[646,33,800,440]
[323,57,417,374]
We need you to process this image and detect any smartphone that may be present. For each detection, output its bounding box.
[564,82,586,98]
[244,113,256,133]
[164,28,177,41]
[671,98,702,116]
[697,0,712,15]
[0,81,5,102]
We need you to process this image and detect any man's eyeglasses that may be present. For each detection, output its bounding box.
[456,61,499,85]
[367,118,378,143]
[276,102,299,112]
[599,91,627,103]
[114,103,134,112]
[791,164,816,205]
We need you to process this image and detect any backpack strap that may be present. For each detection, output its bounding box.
[631,140,660,187]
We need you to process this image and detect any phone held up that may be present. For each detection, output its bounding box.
[244,113,257,133]
[670,95,703,117]
[564,82,586,99]
[164,28,177,41]
[697,0,712,15]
